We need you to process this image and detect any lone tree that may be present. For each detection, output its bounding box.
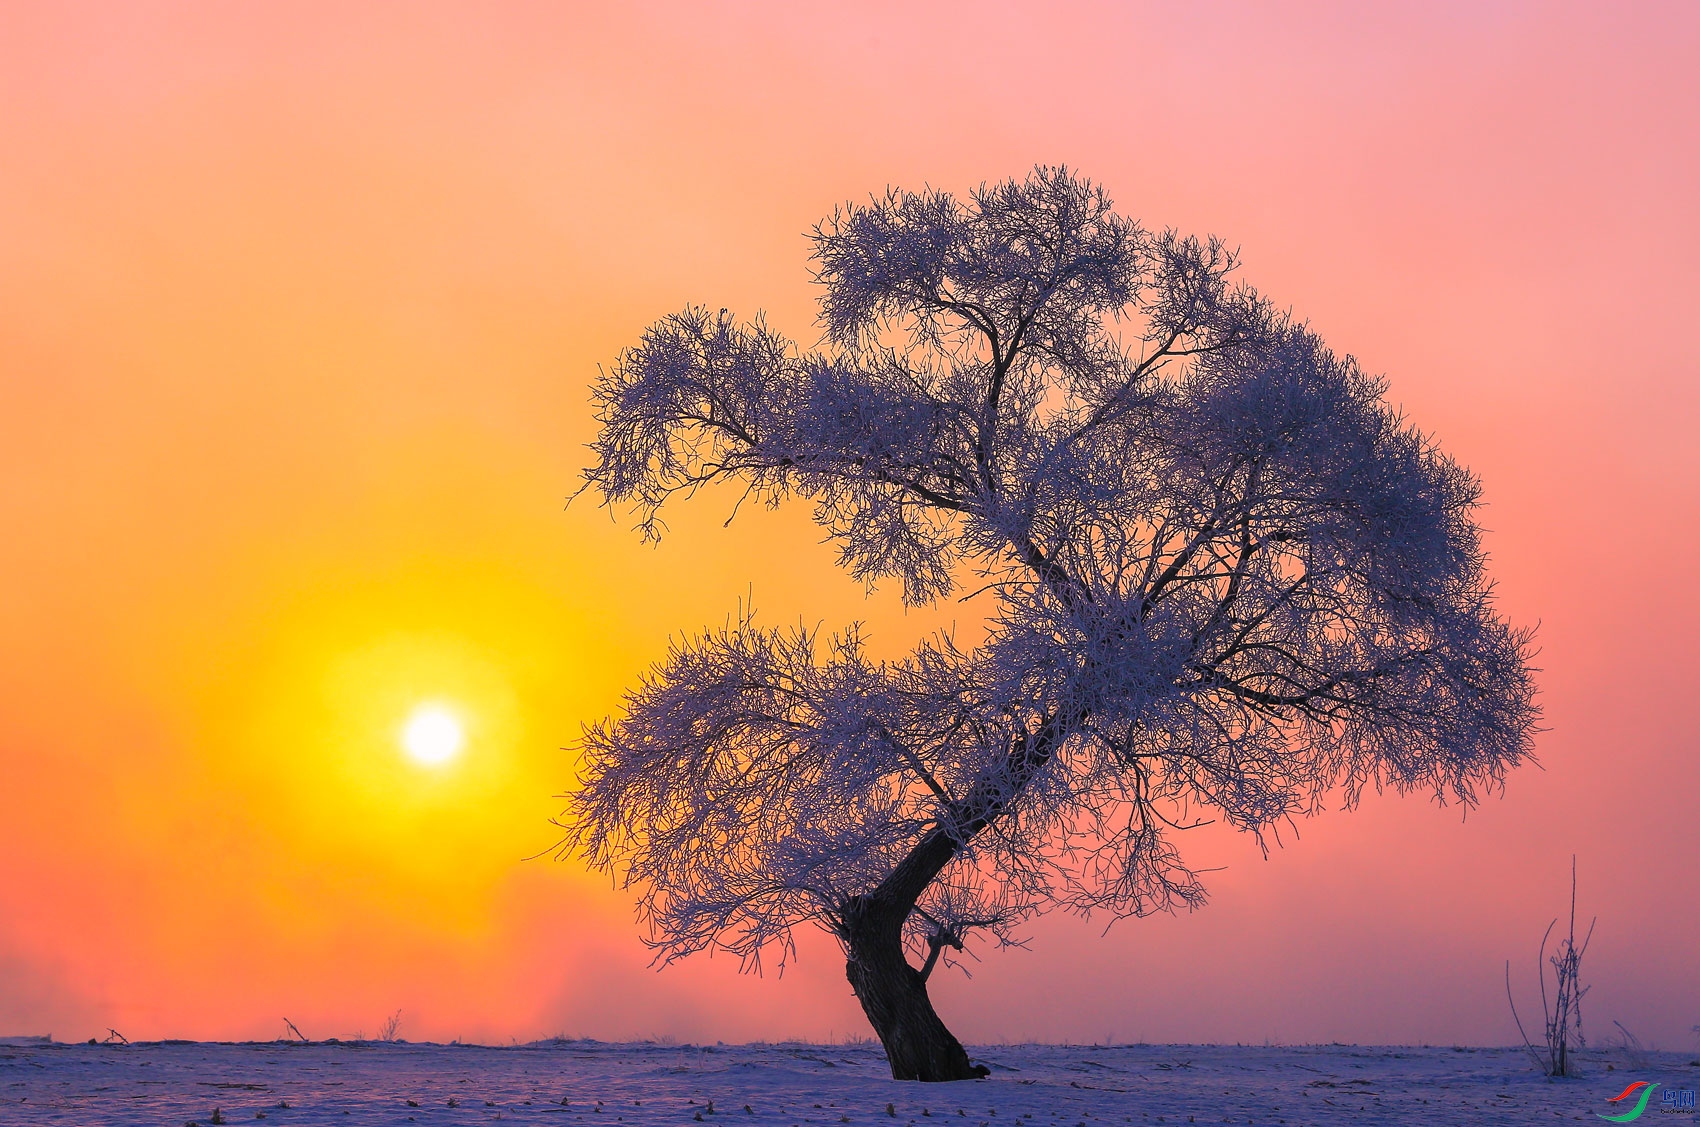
[562,168,1538,1081]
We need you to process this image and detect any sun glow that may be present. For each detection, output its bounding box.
[402,704,464,766]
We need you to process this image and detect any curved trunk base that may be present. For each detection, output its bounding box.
[846,935,987,1082]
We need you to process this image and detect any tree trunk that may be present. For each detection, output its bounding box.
[839,718,1066,1081]
[843,898,987,1082]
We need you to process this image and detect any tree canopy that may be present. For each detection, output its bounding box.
[561,167,1538,1079]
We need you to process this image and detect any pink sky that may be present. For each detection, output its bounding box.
[1,2,1696,1048]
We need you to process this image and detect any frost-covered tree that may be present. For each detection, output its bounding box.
[561,168,1538,1081]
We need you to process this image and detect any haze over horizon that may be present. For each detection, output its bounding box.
[2,2,1695,1049]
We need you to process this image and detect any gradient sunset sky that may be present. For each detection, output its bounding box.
[2,2,1696,1048]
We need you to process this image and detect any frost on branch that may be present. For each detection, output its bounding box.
[562,166,1538,994]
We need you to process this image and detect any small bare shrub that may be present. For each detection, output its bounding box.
[1606,1020,1653,1071]
[378,1010,402,1043]
[1506,856,1593,1077]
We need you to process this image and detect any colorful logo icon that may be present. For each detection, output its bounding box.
[1598,1081,1659,1122]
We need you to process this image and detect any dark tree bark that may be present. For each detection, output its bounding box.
[839,721,1062,1080]
[843,894,987,1082]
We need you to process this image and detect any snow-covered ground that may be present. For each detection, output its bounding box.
[2,1038,1696,1126]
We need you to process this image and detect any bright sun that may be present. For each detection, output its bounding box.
[401,704,463,766]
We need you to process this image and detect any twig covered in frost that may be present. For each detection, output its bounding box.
[1507,856,1592,1077]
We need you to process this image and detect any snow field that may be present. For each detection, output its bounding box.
[2,1039,1696,1126]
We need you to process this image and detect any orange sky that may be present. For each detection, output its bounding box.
[2,2,1696,1047]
